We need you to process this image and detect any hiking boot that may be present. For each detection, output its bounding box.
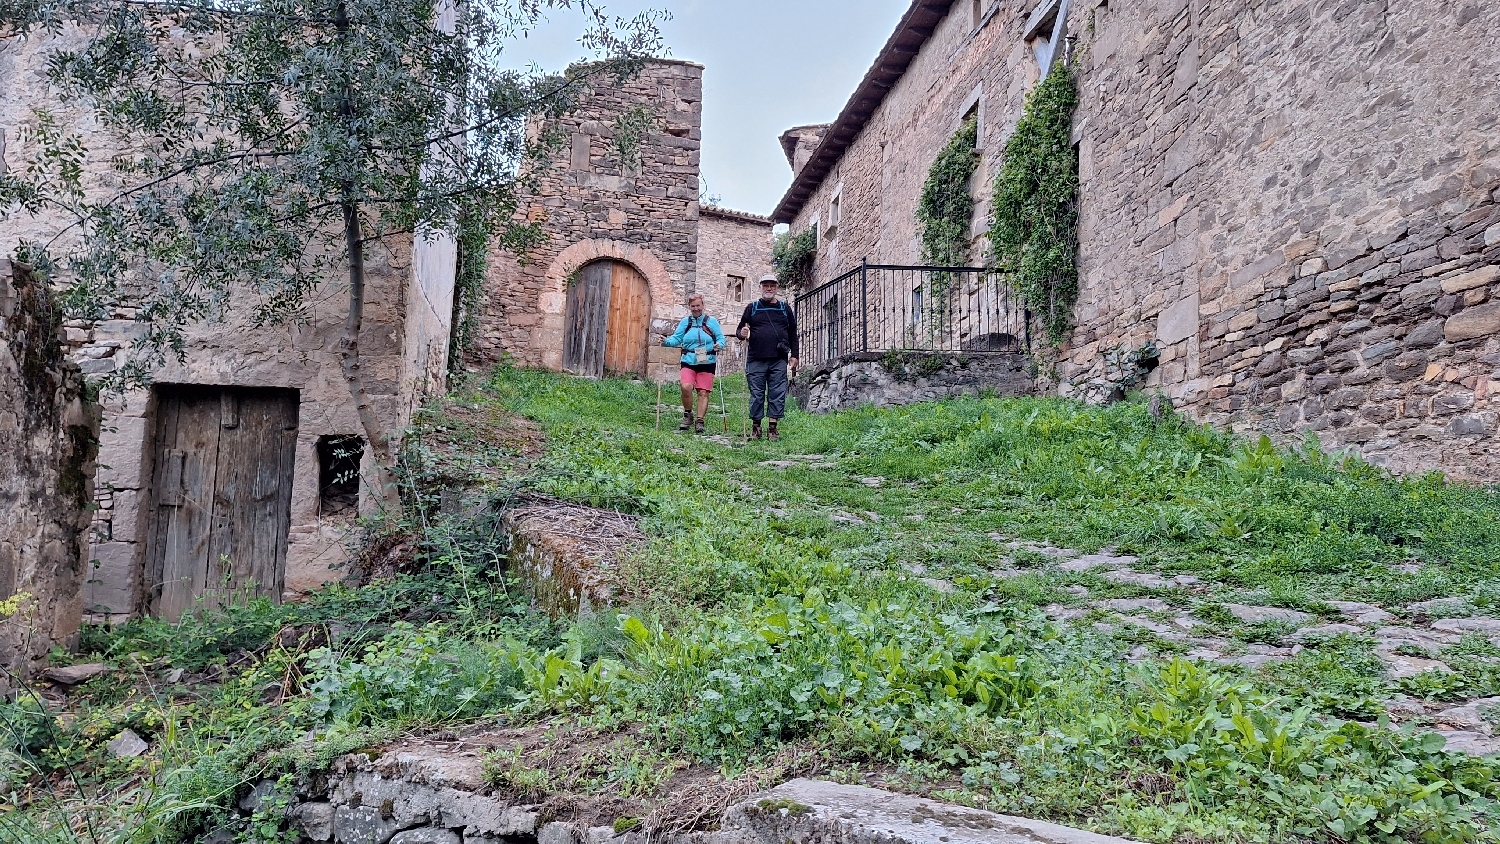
[768,420,780,442]
[694,417,706,434]
[678,411,693,431]
[752,421,763,440]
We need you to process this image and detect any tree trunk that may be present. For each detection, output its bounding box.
[338,194,402,517]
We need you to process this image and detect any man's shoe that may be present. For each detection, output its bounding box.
[752,422,763,440]
[768,420,780,442]
[694,417,706,434]
[678,411,693,431]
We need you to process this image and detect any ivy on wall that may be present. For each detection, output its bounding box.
[772,228,818,290]
[988,65,1080,345]
[917,114,980,269]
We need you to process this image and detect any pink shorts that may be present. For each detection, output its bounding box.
[680,367,715,392]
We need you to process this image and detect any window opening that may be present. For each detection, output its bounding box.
[828,193,841,240]
[727,274,745,301]
[1024,0,1071,78]
[972,0,984,28]
[910,286,924,326]
[317,435,364,517]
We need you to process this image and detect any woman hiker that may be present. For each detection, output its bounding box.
[662,294,727,433]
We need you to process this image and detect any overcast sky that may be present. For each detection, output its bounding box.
[506,0,913,217]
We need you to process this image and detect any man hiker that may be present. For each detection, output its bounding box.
[736,274,799,442]
[662,294,727,433]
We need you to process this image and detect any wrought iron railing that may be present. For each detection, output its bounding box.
[792,262,1031,370]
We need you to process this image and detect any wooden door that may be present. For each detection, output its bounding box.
[145,385,299,621]
[604,261,651,376]
[562,261,613,378]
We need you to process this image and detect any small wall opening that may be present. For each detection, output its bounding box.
[317,435,365,517]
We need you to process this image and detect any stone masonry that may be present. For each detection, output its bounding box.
[0,260,97,690]
[773,0,1500,482]
[2,28,458,618]
[473,60,773,383]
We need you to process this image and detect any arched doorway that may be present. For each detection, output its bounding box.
[562,259,651,378]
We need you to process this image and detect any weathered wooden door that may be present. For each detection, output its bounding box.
[604,261,651,376]
[145,385,299,621]
[562,261,613,378]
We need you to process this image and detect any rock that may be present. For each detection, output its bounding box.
[107,729,149,758]
[723,778,1145,844]
[1286,623,1365,642]
[1407,597,1472,616]
[1098,569,1197,588]
[1444,303,1500,342]
[1064,585,1089,596]
[1325,600,1395,625]
[1432,698,1500,732]
[1431,617,1500,636]
[42,663,109,685]
[1376,649,1453,680]
[538,822,581,844]
[1096,598,1169,613]
[1043,604,1088,621]
[295,802,336,842]
[333,806,412,844]
[1383,697,1428,720]
[860,476,884,487]
[1432,731,1500,757]
[1225,604,1312,624]
[1114,615,1179,636]
[389,830,460,844]
[1375,626,1462,649]
[920,578,955,594]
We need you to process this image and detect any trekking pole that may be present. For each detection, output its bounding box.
[719,373,729,433]
[655,381,662,431]
[740,347,750,441]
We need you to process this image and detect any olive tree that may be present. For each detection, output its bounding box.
[0,0,663,511]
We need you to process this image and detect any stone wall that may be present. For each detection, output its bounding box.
[795,351,1035,414]
[1067,0,1500,482]
[2,29,457,617]
[696,207,775,373]
[474,60,705,383]
[778,0,1500,482]
[0,260,96,690]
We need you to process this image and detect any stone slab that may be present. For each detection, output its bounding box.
[42,662,109,685]
[1225,604,1311,624]
[725,779,1142,844]
[1431,617,1500,636]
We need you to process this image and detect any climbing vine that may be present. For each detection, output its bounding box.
[988,65,1080,345]
[771,227,818,290]
[917,114,980,269]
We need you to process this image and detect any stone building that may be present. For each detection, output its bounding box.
[0,260,96,688]
[773,0,1500,482]
[2,29,458,621]
[473,60,773,381]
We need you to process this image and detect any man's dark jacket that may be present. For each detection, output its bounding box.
[736,298,799,362]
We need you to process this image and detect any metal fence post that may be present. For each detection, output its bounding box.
[860,258,869,353]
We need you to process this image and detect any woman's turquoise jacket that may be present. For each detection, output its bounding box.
[663,315,726,366]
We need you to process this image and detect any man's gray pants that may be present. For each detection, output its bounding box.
[745,358,789,421]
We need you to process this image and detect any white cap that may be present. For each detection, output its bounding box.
[758,274,779,285]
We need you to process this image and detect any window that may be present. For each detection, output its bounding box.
[317,434,364,517]
[910,286,924,326]
[972,0,984,28]
[1024,0,1069,78]
[827,193,841,240]
[727,274,745,301]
